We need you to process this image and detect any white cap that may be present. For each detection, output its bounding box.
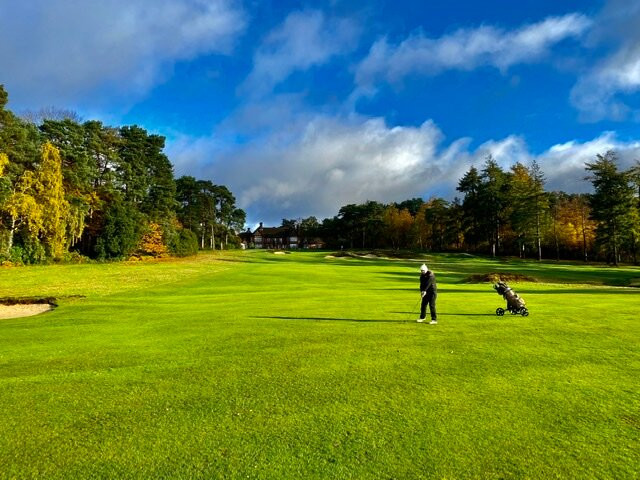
[420,264,428,273]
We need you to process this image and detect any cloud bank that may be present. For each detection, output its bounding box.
[168,115,640,224]
[0,0,245,109]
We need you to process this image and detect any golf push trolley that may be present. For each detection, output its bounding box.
[493,281,529,317]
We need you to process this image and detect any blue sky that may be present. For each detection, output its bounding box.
[2,0,640,226]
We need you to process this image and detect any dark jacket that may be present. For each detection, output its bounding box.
[420,271,437,296]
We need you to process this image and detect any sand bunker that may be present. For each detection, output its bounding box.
[0,303,53,319]
[0,297,57,319]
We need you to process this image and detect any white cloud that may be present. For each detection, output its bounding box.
[167,110,640,224]
[241,10,360,96]
[571,43,640,121]
[570,0,640,120]
[354,13,590,94]
[537,132,640,191]
[214,116,449,221]
[0,0,245,110]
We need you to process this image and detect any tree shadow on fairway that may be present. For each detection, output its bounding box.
[377,271,465,284]
[377,287,491,293]
[514,287,639,294]
[391,311,495,316]
[252,315,415,323]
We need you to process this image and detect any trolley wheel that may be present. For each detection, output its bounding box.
[510,309,518,315]
[496,308,505,316]
[521,308,529,317]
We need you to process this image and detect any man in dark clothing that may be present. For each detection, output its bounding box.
[417,264,437,324]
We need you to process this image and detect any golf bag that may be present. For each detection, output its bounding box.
[493,281,529,316]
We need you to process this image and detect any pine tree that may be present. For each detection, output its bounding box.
[586,151,635,265]
[456,166,482,250]
[479,156,507,257]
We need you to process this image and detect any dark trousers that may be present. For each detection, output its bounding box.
[420,294,437,320]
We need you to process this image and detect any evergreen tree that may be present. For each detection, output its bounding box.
[478,156,508,257]
[95,198,144,259]
[585,151,635,265]
[423,198,450,251]
[176,176,202,232]
[530,161,548,261]
[0,85,41,181]
[456,166,482,250]
[628,161,640,264]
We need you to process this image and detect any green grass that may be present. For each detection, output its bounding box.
[1,251,639,479]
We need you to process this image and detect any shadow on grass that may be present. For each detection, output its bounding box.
[377,287,492,293]
[252,315,415,323]
[391,311,496,316]
[514,288,639,294]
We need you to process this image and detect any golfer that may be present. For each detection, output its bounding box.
[417,264,437,324]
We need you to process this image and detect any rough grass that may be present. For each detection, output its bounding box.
[0,251,639,479]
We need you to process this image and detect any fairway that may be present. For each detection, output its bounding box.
[1,251,639,479]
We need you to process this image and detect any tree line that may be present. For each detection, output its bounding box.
[3,82,638,265]
[285,154,640,265]
[0,85,245,264]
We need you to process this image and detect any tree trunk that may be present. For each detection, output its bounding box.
[612,223,618,266]
[6,217,16,256]
[211,226,215,250]
[552,205,559,261]
[580,206,588,262]
[536,210,542,261]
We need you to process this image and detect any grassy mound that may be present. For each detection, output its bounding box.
[0,296,57,306]
[463,272,538,283]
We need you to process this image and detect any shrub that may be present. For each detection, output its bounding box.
[62,251,91,264]
[6,246,25,265]
[170,228,198,257]
[21,238,47,264]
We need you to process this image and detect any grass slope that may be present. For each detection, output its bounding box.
[0,251,639,479]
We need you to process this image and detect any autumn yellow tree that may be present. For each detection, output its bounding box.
[410,202,429,249]
[546,193,596,260]
[383,206,414,249]
[0,152,43,256]
[138,222,168,257]
[561,195,596,261]
[36,143,70,259]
